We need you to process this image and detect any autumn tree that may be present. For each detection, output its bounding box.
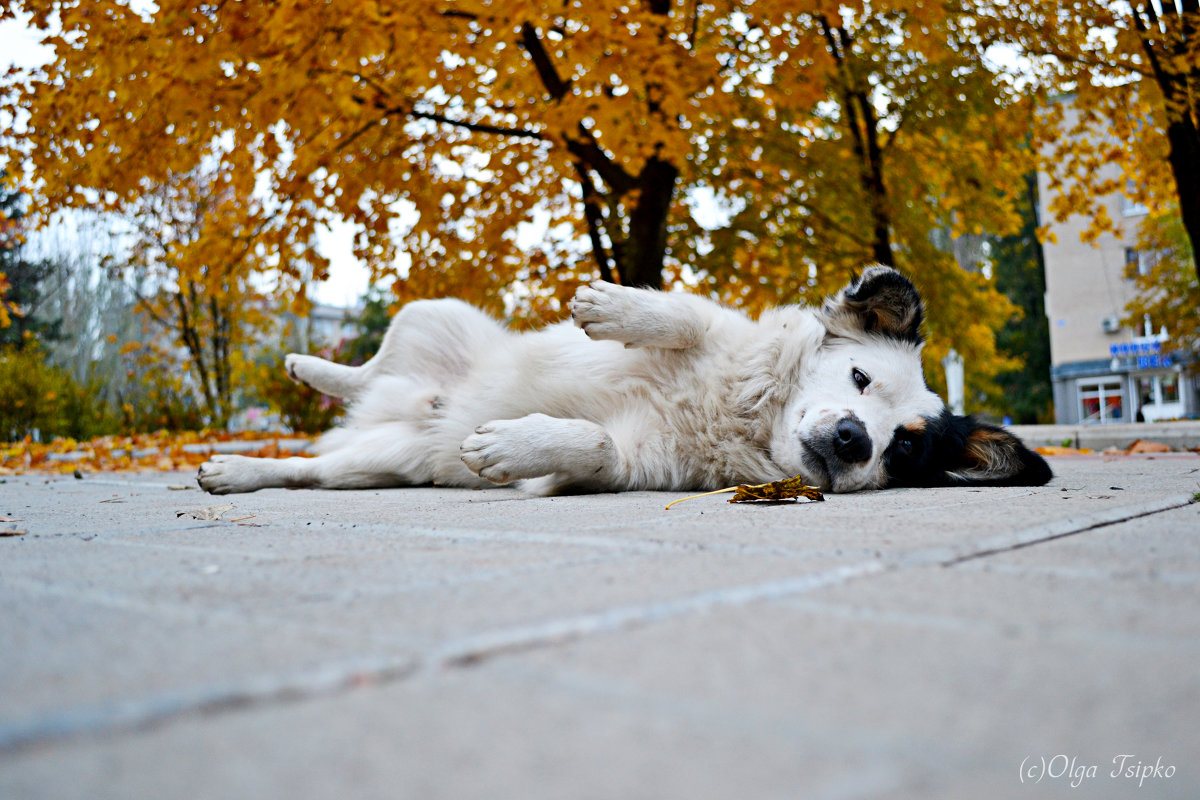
[0,178,61,346]
[2,0,1046,401]
[977,1,1200,279]
[1123,211,1200,369]
[677,6,1029,401]
[0,179,16,330]
[112,167,296,427]
[1,0,785,313]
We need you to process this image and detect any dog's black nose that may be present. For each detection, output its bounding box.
[833,416,872,463]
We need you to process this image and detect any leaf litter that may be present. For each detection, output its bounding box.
[665,474,825,511]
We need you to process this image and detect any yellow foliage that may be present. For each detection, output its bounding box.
[1122,211,1200,368]
[0,270,11,328]
[2,0,1051,402]
[981,3,1200,265]
[0,430,314,475]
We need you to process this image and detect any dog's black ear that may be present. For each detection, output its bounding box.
[820,265,924,344]
[944,417,1053,487]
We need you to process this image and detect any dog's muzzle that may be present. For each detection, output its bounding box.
[832,415,871,464]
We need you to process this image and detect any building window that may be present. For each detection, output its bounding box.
[1124,247,1155,276]
[1079,378,1124,423]
[1121,179,1150,217]
[1162,373,1180,404]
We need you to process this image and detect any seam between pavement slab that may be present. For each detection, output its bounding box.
[0,654,422,756]
[936,493,1198,567]
[2,561,888,755]
[2,494,1195,757]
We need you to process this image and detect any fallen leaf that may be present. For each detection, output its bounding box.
[177,505,235,521]
[1125,439,1171,454]
[666,474,824,510]
[0,432,313,476]
[0,529,26,537]
[1035,446,1093,456]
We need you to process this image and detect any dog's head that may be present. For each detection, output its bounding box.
[770,265,1052,492]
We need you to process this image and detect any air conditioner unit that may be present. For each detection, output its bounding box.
[1101,316,1121,334]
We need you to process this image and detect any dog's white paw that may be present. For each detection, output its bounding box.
[197,454,263,495]
[459,417,553,484]
[284,353,319,388]
[569,281,640,345]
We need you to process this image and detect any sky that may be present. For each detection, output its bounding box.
[0,16,371,308]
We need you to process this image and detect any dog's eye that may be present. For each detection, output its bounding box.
[851,367,871,391]
[897,436,913,455]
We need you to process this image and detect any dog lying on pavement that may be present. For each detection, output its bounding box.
[198,266,1051,495]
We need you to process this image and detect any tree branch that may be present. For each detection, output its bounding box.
[408,108,546,139]
[564,134,637,192]
[1130,3,1181,106]
[574,164,616,283]
[519,21,571,99]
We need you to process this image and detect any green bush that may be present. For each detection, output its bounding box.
[0,345,118,441]
[115,372,208,433]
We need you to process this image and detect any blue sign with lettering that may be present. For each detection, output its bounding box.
[1110,341,1163,357]
[1136,354,1173,369]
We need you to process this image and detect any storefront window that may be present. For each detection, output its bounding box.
[1134,372,1186,421]
[1078,379,1124,423]
[1162,373,1180,404]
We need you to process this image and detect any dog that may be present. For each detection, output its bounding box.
[197,266,1052,495]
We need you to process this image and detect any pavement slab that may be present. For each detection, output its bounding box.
[1,454,1198,799]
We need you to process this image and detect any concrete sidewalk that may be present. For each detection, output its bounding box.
[1,454,1198,799]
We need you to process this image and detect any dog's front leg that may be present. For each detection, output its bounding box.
[569,281,709,349]
[459,414,619,492]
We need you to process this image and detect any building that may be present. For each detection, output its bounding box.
[307,302,362,348]
[1038,122,1197,423]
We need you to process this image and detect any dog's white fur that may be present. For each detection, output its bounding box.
[198,268,947,495]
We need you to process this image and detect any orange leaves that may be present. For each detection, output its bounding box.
[0,431,313,476]
[0,269,11,328]
[678,5,1035,407]
[664,474,825,510]
[6,0,1165,388]
[5,0,821,318]
[991,4,1198,258]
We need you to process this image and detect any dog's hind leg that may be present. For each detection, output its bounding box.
[284,298,505,402]
[197,423,489,494]
[197,452,395,494]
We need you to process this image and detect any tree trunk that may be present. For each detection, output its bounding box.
[819,17,895,268]
[862,115,894,267]
[620,157,678,289]
[847,88,894,267]
[1133,2,1200,278]
[1163,115,1200,280]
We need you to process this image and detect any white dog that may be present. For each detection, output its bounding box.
[197,266,1051,495]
